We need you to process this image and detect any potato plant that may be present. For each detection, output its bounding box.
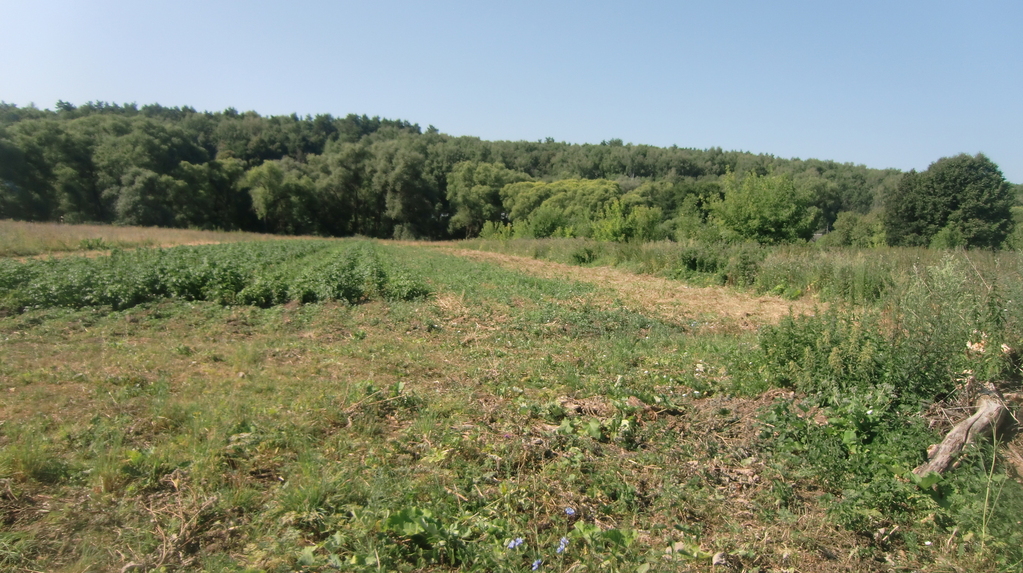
[0,240,430,312]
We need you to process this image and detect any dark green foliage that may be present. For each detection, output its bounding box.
[760,309,894,399]
[817,210,885,247]
[667,241,765,286]
[0,100,929,244]
[383,268,431,301]
[243,159,318,235]
[291,244,386,304]
[446,161,531,236]
[884,154,1014,248]
[761,395,940,530]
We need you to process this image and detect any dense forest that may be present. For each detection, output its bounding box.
[1,101,1018,247]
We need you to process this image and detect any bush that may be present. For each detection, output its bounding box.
[759,255,1023,553]
[759,256,1015,406]
[710,171,821,244]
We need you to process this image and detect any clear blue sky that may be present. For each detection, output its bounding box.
[3,0,1020,182]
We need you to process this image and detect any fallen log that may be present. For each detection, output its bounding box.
[914,382,1015,476]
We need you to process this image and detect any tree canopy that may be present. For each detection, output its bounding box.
[0,101,1015,247]
[710,171,821,244]
[883,153,1013,248]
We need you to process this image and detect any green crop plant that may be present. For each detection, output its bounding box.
[0,239,430,313]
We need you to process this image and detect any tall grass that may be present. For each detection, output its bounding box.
[756,254,1023,568]
[463,237,1023,306]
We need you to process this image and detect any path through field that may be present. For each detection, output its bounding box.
[430,245,817,329]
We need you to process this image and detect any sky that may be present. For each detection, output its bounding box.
[2,0,1021,182]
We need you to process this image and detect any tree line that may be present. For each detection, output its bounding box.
[1,101,1018,247]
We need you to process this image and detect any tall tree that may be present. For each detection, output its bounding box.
[243,159,317,235]
[710,171,820,244]
[310,141,371,236]
[367,137,437,238]
[0,126,53,220]
[446,161,530,237]
[884,153,1013,248]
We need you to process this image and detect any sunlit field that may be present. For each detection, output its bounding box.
[0,219,284,257]
[1,227,1021,572]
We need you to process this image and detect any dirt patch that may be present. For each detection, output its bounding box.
[436,247,817,329]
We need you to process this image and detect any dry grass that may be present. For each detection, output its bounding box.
[435,247,818,329]
[0,220,286,257]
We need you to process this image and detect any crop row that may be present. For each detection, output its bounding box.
[0,240,430,312]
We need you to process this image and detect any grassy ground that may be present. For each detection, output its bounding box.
[1,229,1022,572]
[458,237,1019,307]
[0,220,285,257]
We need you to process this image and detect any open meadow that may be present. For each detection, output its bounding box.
[0,220,284,258]
[1,226,1022,572]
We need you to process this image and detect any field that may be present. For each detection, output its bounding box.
[0,220,283,258]
[1,226,1022,572]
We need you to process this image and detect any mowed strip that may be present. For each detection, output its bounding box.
[436,247,817,328]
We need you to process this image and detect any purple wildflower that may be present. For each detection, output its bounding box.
[564,507,575,516]
[532,559,543,570]
[556,537,569,554]
[507,537,524,549]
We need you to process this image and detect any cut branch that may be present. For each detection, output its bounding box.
[914,383,1015,476]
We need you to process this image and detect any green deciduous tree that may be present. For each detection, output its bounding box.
[309,141,372,236]
[710,171,820,244]
[0,100,922,241]
[590,199,629,242]
[446,161,530,237]
[176,158,253,230]
[817,210,885,248]
[111,167,188,227]
[883,153,1013,248]
[367,136,438,239]
[243,159,317,235]
[627,204,666,242]
[502,179,620,228]
[0,127,50,220]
